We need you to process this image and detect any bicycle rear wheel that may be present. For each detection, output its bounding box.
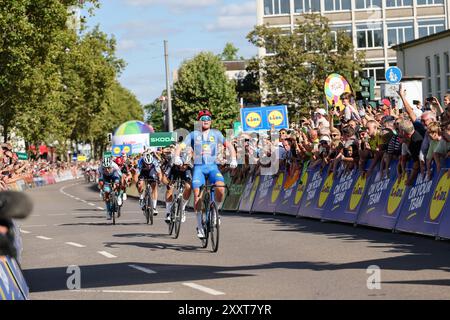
[174,197,182,239]
[111,194,117,225]
[200,201,209,248]
[209,202,219,252]
[168,202,176,235]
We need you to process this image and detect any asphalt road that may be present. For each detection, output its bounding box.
[17,179,450,300]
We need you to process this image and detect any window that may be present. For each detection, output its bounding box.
[387,21,414,46]
[363,63,385,87]
[426,57,432,95]
[356,24,383,48]
[418,19,445,38]
[417,0,443,5]
[264,0,290,15]
[330,25,352,51]
[324,0,351,11]
[445,52,450,91]
[386,0,412,6]
[435,55,441,97]
[355,0,381,9]
[294,0,321,13]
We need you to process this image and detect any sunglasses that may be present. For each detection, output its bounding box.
[199,116,211,121]
[280,132,287,135]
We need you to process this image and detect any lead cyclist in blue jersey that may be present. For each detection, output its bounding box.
[174,109,237,239]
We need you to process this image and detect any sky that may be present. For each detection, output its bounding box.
[82,0,257,106]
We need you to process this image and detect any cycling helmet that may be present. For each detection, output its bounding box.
[114,157,124,166]
[102,157,112,168]
[143,152,153,165]
[197,109,212,120]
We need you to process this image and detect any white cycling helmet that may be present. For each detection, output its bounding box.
[102,157,112,168]
[143,152,153,165]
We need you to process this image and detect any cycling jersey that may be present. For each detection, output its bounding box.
[98,162,122,183]
[181,129,226,189]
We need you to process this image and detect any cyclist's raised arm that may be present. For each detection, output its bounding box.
[175,132,193,157]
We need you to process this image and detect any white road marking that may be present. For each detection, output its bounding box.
[65,242,86,248]
[128,265,157,274]
[36,236,53,240]
[72,290,172,294]
[88,203,96,206]
[97,207,104,210]
[183,283,225,296]
[98,251,117,259]
[81,200,87,203]
[74,198,80,201]
[20,230,31,234]
[48,214,67,216]
[22,225,48,228]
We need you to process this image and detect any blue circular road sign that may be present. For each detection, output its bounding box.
[385,67,402,84]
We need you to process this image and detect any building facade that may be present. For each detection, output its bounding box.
[394,29,450,102]
[257,0,450,97]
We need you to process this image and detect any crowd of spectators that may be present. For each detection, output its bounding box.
[1,142,81,191]
[227,90,450,186]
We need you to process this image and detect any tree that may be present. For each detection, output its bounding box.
[173,52,239,132]
[219,42,244,61]
[247,14,365,121]
[144,93,166,132]
[236,57,261,106]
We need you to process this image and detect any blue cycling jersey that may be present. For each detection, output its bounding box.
[182,129,225,165]
[137,157,160,171]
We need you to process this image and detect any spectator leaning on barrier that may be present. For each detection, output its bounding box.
[425,121,442,180]
[398,119,423,186]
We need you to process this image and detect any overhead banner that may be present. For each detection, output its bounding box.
[321,169,365,224]
[297,166,330,219]
[357,162,409,230]
[395,170,443,236]
[238,173,260,212]
[223,167,249,211]
[275,165,302,216]
[240,105,289,132]
[111,144,132,156]
[251,173,284,214]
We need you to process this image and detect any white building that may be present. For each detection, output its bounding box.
[393,29,450,102]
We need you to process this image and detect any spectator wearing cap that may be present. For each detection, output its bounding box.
[381,98,392,116]
[314,108,330,129]
[398,119,423,186]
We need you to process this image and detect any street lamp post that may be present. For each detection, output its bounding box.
[164,40,174,132]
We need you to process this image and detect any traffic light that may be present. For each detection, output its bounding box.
[358,77,375,101]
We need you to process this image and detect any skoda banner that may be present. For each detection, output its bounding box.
[149,132,177,147]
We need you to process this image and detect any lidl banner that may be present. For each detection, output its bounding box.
[395,170,443,236]
[435,172,450,239]
[297,166,330,219]
[357,161,409,230]
[251,173,283,213]
[223,167,248,211]
[112,144,132,156]
[238,173,260,212]
[241,105,289,132]
[321,169,364,224]
[275,166,302,216]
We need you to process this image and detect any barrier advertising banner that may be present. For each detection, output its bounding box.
[251,173,282,213]
[275,165,302,216]
[395,170,443,236]
[223,167,248,211]
[321,168,364,224]
[357,162,409,230]
[297,166,330,219]
[0,258,25,300]
[5,257,28,299]
[434,172,450,239]
[238,173,260,212]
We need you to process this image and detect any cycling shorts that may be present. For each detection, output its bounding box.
[138,167,158,182]
[192,164,224,189]
[166,166,192,185]
[99,174,120,185]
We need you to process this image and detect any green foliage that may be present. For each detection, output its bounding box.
[0,0,141,159]
[173,52,239,132]
[236,57,261,106]
[247,14,365,121]
[144,95,166,132]
[219,42,244,61]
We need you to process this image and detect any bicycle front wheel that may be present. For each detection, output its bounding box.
[168,202,176,235]
[174,197,182,239]
[209,203,220,253]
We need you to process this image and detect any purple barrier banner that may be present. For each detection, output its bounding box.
[251,173,280,213]
[357,161,409,230]
[434,172,450,239]
[275,166,302,216]
[297,166,330,219]
[321,168,365,224]
[395,170,443,236]
[238,173,260,212]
